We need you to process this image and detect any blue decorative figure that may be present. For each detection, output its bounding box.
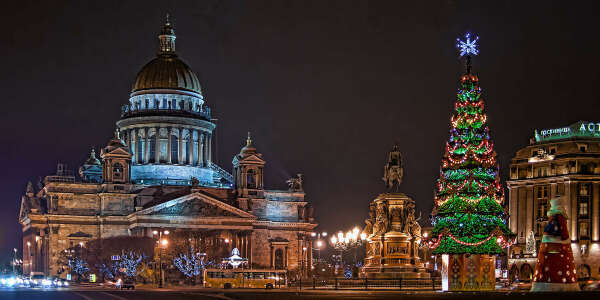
[456,33,480,74]
[456,33,479,57]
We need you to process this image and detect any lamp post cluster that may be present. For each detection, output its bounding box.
[329,227,366,271]
[152,229,169,288]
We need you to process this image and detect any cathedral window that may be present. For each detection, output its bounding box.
[113,163,123,179]
[136,135,144,163]
[171,135,178,164]
[149,136,156,163]
[247,169,256,189]
[274,248,284,269]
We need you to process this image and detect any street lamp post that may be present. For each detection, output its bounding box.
[310,231,327,264]
[302,247,307,278]
[12,248,17,275]
[26,241,31,274]
[153,229,169,288]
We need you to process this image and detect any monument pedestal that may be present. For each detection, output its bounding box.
[362,193,429,279]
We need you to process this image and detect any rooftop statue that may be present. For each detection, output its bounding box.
[287,173,303,192]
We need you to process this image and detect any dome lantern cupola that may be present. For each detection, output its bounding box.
[130,15,202,95]
[158,14,176,55]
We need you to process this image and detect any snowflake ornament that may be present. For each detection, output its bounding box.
[456,33,479,57]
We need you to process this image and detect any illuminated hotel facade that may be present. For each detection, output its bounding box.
[507,121,600,281]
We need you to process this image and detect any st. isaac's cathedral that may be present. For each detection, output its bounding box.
[18,18,317,276]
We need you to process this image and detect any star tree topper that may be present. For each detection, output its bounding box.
[456,33,479,57]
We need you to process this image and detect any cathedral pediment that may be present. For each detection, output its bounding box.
[233,154,264,165]
[133,192,256,219]
[105,147,131,157]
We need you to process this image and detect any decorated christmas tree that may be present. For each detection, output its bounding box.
[430,34,514,256]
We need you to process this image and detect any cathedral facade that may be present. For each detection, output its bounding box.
[18,19,317,277]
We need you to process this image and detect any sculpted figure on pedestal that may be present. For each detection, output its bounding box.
[363,204,376,237]
[373,202,389,236]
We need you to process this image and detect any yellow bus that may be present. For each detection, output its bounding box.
[203,268,287,289]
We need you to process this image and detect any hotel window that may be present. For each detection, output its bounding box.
[579,184,589,196]
[536,186,549,223]
[579,202,589,217]
[579,222,589,239]
[536,186,548,199]
[537,199,548,220]
[549,147,557,154]
[579,144,588,152]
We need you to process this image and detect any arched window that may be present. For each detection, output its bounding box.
[136,135,144,164]
[274,249,284,269]
[149,135,156,163]
[171,134,178,164]
[247,169,256,189]
[113,163,123,179]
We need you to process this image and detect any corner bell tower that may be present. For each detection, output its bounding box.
[101,130,132,184]
[232,133,265,210]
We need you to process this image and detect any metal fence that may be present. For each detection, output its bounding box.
[289,277,442,290]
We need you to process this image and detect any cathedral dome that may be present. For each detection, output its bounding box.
[131,55,202,94]
[131,16,202,95]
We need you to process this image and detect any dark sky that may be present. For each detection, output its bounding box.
[1,0,599,263]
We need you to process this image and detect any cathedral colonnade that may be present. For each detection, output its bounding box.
[120,125,212,167]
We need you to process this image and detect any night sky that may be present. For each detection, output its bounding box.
[1,1,599,263]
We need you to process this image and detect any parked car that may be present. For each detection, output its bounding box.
[510,280,532,291]
[52,278,69,288]
[0,275,18,287]
[581,278,600,290]
[120,278,135,290]
[29,272,46,287]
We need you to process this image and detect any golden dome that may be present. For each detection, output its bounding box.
[131,16,202,95]
[131,54,202,94]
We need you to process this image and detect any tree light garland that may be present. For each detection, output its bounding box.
[431,35,515,255]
